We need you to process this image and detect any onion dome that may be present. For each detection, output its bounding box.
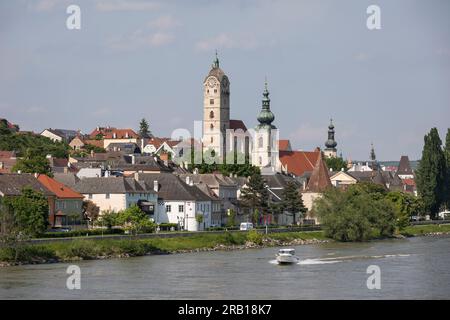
[325,118,337,149]
[256,80,276,129]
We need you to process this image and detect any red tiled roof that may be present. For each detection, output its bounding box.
[89,128,139,139]
[279,150,320,177]
[37,174,84,199]
[229,119,247,131]
[278,140,291,151]
[402,178,416,186]
[0,151,16,158]
[83,139,104,148]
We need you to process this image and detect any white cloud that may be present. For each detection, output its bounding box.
[96,0,160,12]
[148,15,181,30]
[107,29,174,51]
[195,33,258,52]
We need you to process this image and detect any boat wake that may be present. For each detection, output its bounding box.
[269,253,411,265]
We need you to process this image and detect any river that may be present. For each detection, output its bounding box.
[1,235,449,299]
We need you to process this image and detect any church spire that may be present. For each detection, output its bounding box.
[257,79,275,129]
[325,118,337,149]
[212,50,219,68]
[370,142,376,161]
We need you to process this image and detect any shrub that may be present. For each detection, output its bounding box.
[246,229,263,245]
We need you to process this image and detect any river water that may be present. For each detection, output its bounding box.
[1,235,449,299]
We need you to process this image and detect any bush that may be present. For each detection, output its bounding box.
[246,229,263,245]
[38,228,124,238]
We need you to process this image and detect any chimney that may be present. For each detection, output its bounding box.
[113,132,117,139]
[90,150,94,158]
[153,180,158,192]
[131,155,135,165]
[134,172,139,181]
[63,166,68,174]
[186,176,190,185]
[34,172,39,178]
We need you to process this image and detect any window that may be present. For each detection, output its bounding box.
[166,205,171,212]
[210,99,214,105]
[210,123,214,131]
[211,137,214,143]
[214,89,217,93]
[259,157,262,165]
[88,194,93,199]
[106,193,110,199]
[258,136,263,148]
[179,205,184,212]
[209,110,214,118]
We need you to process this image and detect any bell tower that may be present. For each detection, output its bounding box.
[202,52,230,158]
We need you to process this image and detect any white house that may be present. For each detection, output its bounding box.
[136,173,213,231]
[72,176,158,219]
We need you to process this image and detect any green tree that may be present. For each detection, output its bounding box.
[416,128,447,218]
[279,182,307,225]
[98,209,119,230]
[195,214,204,230]
[386,191,423,229]
[315,187,397,241]
[325,156,348,172]
[240,173,269,225]
[12,154,53,176]
[226,209,236,227]
[117,205,154,235]
[1,187,49,237]
[139,118,152,138]
[444,129,450,209]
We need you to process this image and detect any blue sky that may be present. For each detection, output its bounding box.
[1,0,449,161]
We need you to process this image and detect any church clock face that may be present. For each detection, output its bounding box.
[207,77,216,88]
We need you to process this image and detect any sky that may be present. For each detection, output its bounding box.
[0,0,449,161]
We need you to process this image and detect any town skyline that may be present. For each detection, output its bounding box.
[1,0,449,161]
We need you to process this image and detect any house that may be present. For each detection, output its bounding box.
[0,118,19,132]
[177,173,238,226]
[0,173,56,228]
[112,154,172,175]
[301,152,332,224]
[40,128,78,143]
[0,151,17,173]
[37,174,84,228]
[89,127,140,149]
[348,162,373,172]
[278,140,292,152]
[46,155,77,174]
[68,135,85,150]
[106,143,140,154]
[136,173,213,231]
[72,176,158,218]
[329,170,358,189]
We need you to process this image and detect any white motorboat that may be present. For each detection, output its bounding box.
[276,248,299,264]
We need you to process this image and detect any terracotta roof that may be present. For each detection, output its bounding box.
[83,139,104,148]
[278,140,291,151]
[229,120,247,131]
[304,152,332,192]
[402,178,416,186]
[279,150,320,177]
[0,151,16,158]
[37,174,83,199]
[89,127,139,139]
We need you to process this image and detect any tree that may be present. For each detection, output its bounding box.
[12,152,53,177]
[386,191,423,230]
[82,200,100,225]
[325,156,347,172]
[1,187,49,238]
[226,209,236,227]
[98,209,119,230]
[117,205,154,235]
[139,118,152,138]
[240,173,269,225]
[279,182,307,225]
[416,128,446,218]
[315,187,397,241]
[444,129,450,209]
[195,214,204,230]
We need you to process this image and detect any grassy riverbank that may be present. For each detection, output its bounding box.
[0,231,326,266]
[1,225,448,266]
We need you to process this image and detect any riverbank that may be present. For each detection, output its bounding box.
[1,224,450,267]
[0,231,328,267]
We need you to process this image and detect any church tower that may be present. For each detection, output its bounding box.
[252,80,279,174]
[324,118,337,158]
[202,52,230,158]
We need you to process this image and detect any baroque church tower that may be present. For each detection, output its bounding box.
[251,81,279,174]
[324,119,337,158]
[202,52,230,157]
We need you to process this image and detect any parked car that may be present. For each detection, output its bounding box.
[240,222,254,231]
[438,211,450,220]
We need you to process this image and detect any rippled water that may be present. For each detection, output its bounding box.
[1,235,450,299]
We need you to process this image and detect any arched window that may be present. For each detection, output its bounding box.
[210,124,214,131]
[211,137,214,143]
[209,111,214,119]
[258,136,263,148]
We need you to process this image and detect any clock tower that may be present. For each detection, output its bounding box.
[202,52,230,158]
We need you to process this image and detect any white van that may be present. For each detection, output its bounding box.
[240,222,254,231]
